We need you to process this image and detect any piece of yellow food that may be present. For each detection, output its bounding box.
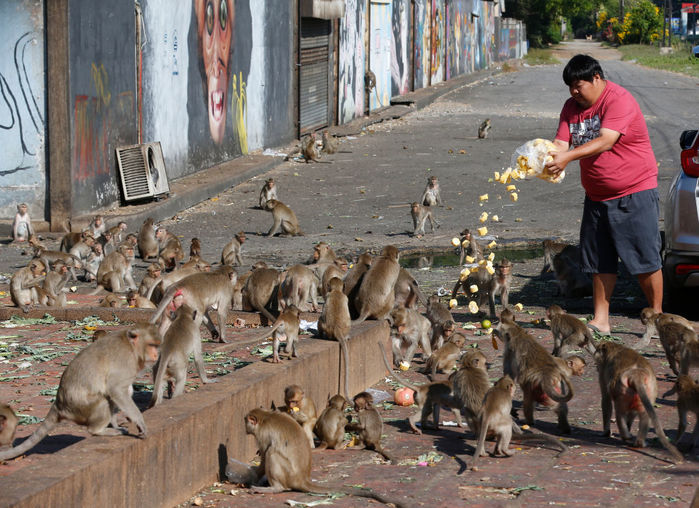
[479,193,489,202]
[514,303,524,311]
[471,266,480,273]
[477,226,487,236]
[510,192,518,202]
[488,252,495,262]
[487,240,497,249]
[486,265,495,275]
[506,184,517,192]
[459,268,471,280]
[494,171,500,180]
[469,284,479,294]
[479,212,488,223]
[449,299,458,309]
[451,237,461,247]
[491,215,499,222]
[468,301,479,314]
[462,239,470,248]
[292,406,300,412]
[465,255,475,263]
[399,361,410,371]
[500,168,512,184]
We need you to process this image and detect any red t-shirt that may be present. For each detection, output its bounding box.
[555,80,657,201]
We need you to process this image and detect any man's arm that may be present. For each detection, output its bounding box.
[546,128,621,175]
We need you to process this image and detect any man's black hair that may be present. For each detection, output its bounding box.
[562,54,605,86]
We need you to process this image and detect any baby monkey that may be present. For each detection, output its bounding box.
[12,203,34,242]
[283,384,318,449]
[346,391,395,463]
[411,202,438,237]
[314,394,349,450]
[547,304,596,356]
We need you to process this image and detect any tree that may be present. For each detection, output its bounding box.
[506,0,564,47]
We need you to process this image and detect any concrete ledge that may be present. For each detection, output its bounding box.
[0,315,389,508]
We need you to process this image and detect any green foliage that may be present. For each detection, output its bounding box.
[618,43,699,78]
[506,0,564,48]
[524,48,559,66]
[597,0,662,45]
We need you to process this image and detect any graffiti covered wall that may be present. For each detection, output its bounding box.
[369,0,392,111]
[390,0,410,97]
[338,0,366,124]
[413,0,430,89]
[430,0,445,85]
[0,1,46,219]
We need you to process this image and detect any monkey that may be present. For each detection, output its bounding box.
[243,408,402,505]
[547,304,596,356]
[633,308,694,350]
[454,260,512,319]
[379,342,463,434]
[593,341,683,463]
[60,230,92,253]
[99,293,122,308]
[541,239,569,274]
[93,244,137,293]
[244,305,301,363]
[107,221,127,244]
[425,294,456,350]
[457,228,483,265]
[138,217,159,260]
[674,375,699,452]
[88,214,106,238]
[552,245,592,298]
[97,230,113,255]
[283,385,318,449]
[279,264,320,312]
[364,70,377,93]
[657,321,698,376]
[149,305,215,407]
[554,355,587,378]
[263,199,303,236]
[680,340,699,376]
[420,175,443,207]
[423,332,466,379]
[242,266,284,323]
[320,258,349,297]
[36,260,70,307]
[343,252,372,318]
[500,306,516,324]
[311,241,337,264]
[389,305,432,367]
[150,265,237,343]
[321,130,338,154]
[230,261,267,310]
[393,268,428,310]
[471,376,517,469]
[32,245,82,282]
[0,324,161,461]
[126,290,156,309]
[221,231,246,266]
[10,259,46,312]
[189,237,201,258]
[352,245,400,325]
[83,243,104,283]
[449,349,491,434]
[145,257,211,303]
[477,118,491,139]
[314,394,349,450]
[11,203,34,242]
[317,277,352,400]
[0,403,18,449]
[258,178,278,208]
[139,263,162,297]
[410,202,438,237]
[302,132,321,163]
[345,391,395,463]
[156,227,184,270]
[494,317,574,434]
[69,235,97,280]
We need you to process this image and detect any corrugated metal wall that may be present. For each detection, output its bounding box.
[299,18,331,134]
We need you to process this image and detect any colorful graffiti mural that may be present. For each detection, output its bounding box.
[369,1,392,110]
[430,0,445,84]
[390,0,410,96]
[414,0,430,89]
[339,0,366,123]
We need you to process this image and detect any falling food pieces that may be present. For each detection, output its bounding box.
[487,240,497,249]
[510,192,518,202]
[488,252,495,262]
[479,212,488,223]
[494,171,500,180]
[479,194,489,202]
[491,215,499,222]
[514,303,524,311]
[515,218,523,222]
[469,301,479,314]
[477,227,487,236]
[451,237,461,247]
[399,361,410,371]
[506,185,517,192]
[449,299,458,309]
[469,284,479,294]
[465,255,475,263]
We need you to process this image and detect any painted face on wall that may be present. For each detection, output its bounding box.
[195,0,234,144]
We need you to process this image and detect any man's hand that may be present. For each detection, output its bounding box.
[546,139,571,177]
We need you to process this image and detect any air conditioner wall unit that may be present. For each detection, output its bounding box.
[115,142,170,201]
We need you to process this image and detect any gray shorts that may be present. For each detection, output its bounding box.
[580,188,662,275]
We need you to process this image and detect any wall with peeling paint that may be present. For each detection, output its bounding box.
[338,0,366,124]
[0,1,47,220]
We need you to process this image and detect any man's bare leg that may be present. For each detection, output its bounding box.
[637,269,663,314]
[587,273,616,334]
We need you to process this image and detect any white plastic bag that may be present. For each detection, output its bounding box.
[510,138,565,183]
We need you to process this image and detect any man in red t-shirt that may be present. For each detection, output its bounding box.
[546,54,662,335]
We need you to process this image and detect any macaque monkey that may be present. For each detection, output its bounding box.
[138,217,159,260]
[10,259,46,312]
[99,293,122,308]
[410,202,438,237]
[12,203,34,242]
[674,375,699,452]
[389,305,432,367]
[156,227,184,270]
[455,260,512,319]
[364,70,376,93]
[221,231,246,266]
[145,257,211,303]
[500,306,516,324]
[449,350,491,434]
[495,317,574,433]
[420,176,443,207]
[189,237,201,258]
[60,230,92,253]
[263,199,303,236]
[680,340,699,376]
[149,265,238,343]
[139,263,162,297]
[37,260,70,307]
[314,395,349,450]
[552,245,592,298]
[343,252,372,317]
[317,277,352,399]
[242,266,284,323]
[353,245,400,325]
[321,130,338,154]
[97,230,113,255]
[393,268,428,310]
[246,305,301,363]
[88,214,106,238]
[279,264,319,312]
[107,221,127,244]
[258,178,278,208]
[426,295,455,350]
[0,324,161,461]
[541,239,568,274]
[657,321,698,376]
[94,244,137,293]
[634,308,694,350]
[547,304,596,356]
[230,261,267,310]
[554,355,587,378]
[302,132,321,163]
[593,341,683,463]
[312,241,336,264]
[457,228,483,265]
[70,235,96,279]
[0,403,18,448]
[149,305,215,407]
[243,408,399,504]
[477,118,491,139]
[126,290,156,309]
[346,391,394,462]
[472,376,517,469]
[32,245,82,281]
[321,258,349,297]
[423,332,466,379]
[379,343,463,434]
[283,385,318,449]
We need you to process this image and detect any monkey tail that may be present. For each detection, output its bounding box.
[337,335,352,401]
[86,285,107,296]
[148,356,166,408]
[411,279,428,307]
[512,429,568,456]
[628,370,684,463]
[471,414,490,470]
[543,373,574,404]
[145,277,164,301]
[378,342,420,392]
[0,406,59,461]
[150,284,178,325]
[302,481,405,508]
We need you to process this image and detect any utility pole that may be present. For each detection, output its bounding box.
[662,0,667,46]
[620,0,624,20]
